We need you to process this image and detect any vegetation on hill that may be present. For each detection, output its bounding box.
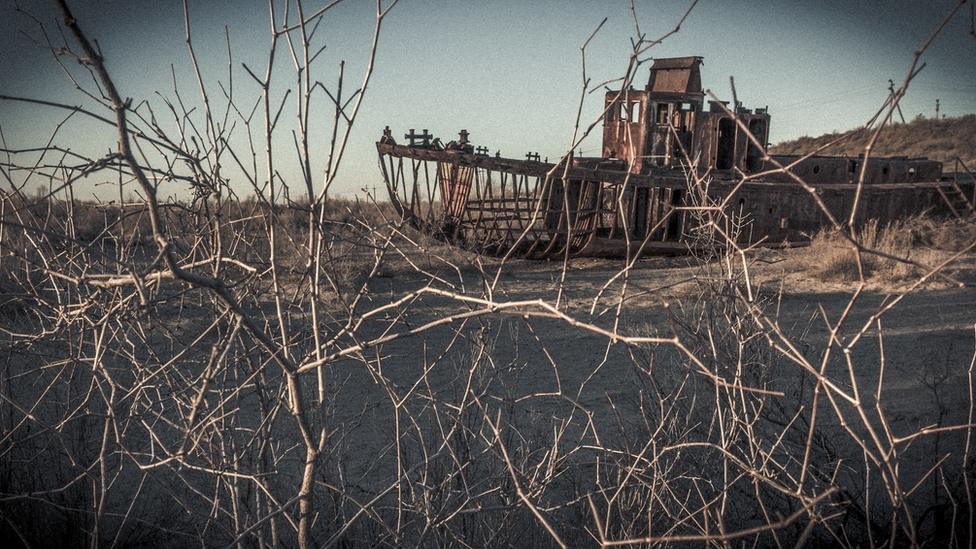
[771,114,976,170]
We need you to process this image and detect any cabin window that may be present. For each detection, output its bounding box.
[908,167,917,176]
[681,110,695,132]
[746,119,766,172]
[619,102,629,121]
[812,164,820,174]
[656,104,669,125]
[716,118,735,170]
[882,166,889,176]
[849,160,858,174]
[631,101,641,122]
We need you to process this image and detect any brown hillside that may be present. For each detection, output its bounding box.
[771,114,976,170]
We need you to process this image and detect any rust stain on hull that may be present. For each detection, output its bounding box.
[377,57,975,259]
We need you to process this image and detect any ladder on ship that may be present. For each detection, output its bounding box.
[940,158,976,220]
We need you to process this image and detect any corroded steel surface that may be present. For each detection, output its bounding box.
[377,56,975,259]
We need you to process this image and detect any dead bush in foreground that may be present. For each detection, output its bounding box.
[1,1,976,548]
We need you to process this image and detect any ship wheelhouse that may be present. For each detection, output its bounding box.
[602,56,770,176]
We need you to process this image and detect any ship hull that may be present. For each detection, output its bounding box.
[377,141,975,259]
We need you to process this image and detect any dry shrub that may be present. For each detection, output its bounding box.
[806,216,970,284]
[68,202,109,241]
[904,215,976,251]
[0,269,23,317]
[5,1,976,546]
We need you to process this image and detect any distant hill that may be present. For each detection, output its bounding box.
[771,114,976,171]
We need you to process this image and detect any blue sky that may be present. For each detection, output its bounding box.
[1,0,974,199]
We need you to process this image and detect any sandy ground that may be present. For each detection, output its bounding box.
[3,241,973,545]
[325,247,976,508]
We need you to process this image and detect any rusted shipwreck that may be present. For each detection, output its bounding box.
[377,56,975,258]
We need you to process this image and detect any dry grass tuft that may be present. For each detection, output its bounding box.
[805,216,975,285]
[907,215,976,251]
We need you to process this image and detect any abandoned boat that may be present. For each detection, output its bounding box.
[377,56,975,258]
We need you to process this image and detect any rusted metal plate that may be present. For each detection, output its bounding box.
[377,55,972,259]
[647,56,703,93]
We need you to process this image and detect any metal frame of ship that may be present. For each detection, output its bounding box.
[376,56,975,259]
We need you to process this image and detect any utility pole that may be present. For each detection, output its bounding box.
[935,98,940,120]
[887,79,906,123]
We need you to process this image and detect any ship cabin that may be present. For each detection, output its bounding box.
[601,56,941,183]
[602,56,770,175]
